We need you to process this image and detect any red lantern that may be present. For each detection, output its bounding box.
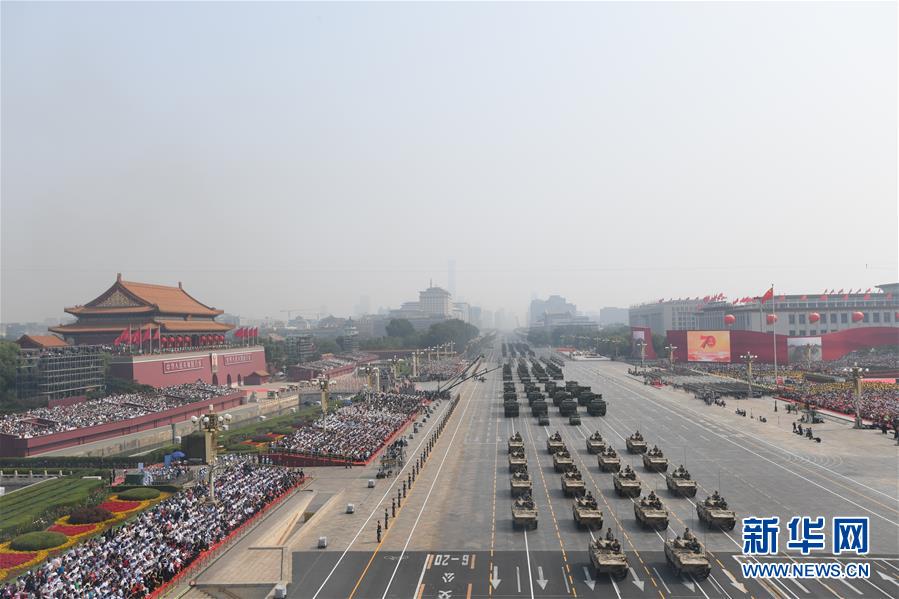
[219,335,225,343]
[851,311,864,323]
[809,312,820,324]
[724,314,736,325]
[766,314,778,325]
[176,336,184,345]
[200,335,207,344]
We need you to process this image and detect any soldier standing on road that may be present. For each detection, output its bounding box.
[377,521,382,543]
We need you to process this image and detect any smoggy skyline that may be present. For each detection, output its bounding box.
[2,1,896,324]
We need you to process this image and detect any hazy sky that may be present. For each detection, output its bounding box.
[2,1,897,324]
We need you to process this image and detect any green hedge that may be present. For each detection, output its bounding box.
[110,484,180,494]
[117,487,160,501]
[0,445,179,471]
[10,531,68,551]
[68,506,114,524]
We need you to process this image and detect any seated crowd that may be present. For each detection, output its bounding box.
[0,384,234,439]
[418,359,463,381]
[270,390,432,461]
[779,382,899,423]
[1,456,303,599]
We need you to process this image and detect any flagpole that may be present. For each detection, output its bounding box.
[772,283,778,389]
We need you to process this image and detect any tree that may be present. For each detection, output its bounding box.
[420,319,479,350]
[0,341,20,412]
[386,319,415,339]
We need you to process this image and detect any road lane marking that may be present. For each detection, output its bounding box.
[414,555,430,599]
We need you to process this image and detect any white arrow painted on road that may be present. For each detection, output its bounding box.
[536,566,549,589]
[490,565,501,590]
[878,570,899,587]
[722,568,748,593]
[583,567,595,591]
[629,567,644,591]
[681,577,695,592]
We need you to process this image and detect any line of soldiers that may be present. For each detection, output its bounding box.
[639,490,662,509]
[673,527,702,553]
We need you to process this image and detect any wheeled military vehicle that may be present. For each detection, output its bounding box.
[504,401,519,417]
[588,536,628,580]
[561,467,586,497]
[537,414,550,426]
[531,401,548,416]
[552,449,574,472]
[510,467,532,497]
[597,447,621,472]
[512,494,538,530]
[634,491,669,530]
[642,446,668,472]
[586,397,607,416]
[508,448,527,472]
[697,492,736,530]
[613,466,641,497]
[546,432,565,454]
[626,432,647,454]
[586,431,606,454]
[665,465,697,497]
[664,530,711,579]
[569,414,581,425]
[572,492,603,529]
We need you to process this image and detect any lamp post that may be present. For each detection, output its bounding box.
[636,340,647,370]
[664,344,678,369]
[740,352,758,399]
[843,363,869,429]
[191,405,232,503]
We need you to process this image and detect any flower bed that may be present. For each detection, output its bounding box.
[47,523,98,537]
[99,499,142,513]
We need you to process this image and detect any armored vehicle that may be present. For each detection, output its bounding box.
[697,492,736,530]
[561,467,586,497]
[588,535,628,580]
[613,466,642,497]
[572,492,603,529]
[634,491,669,530]
[626,431,647,454]
[552,449,574,472]
[586,431,606,454]
[665,465,697,497]
[508,432,524,453]
[586,398,607,416]
[537,414,550,426]
[504,401,519,418]
[508,448,527,472]
[569,414,581,425]
[664,530,711,579]
[546,432,565,454]
[510,467,532,497]
[559,400,578,417]
[531,401,548,416]
[597,447,621,472]
[512,494,538,530]
[552,391,570,406]
[642,446,669,472]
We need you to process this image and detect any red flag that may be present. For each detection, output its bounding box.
[759,287,774,303]
[253,327,259,337]
[113,329,128,344]
[778,295,786,301]
[820,294,828,301]
[887,292,893,300]
[800,295,807,300]
[864,292,871,300]
[153,328,161,341]
[235,327,245,338]
[131,330,140,344]
[842,293,849,300]
[142,327,151,342]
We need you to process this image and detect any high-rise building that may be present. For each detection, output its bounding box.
[419,286,452,317]
[529,295,577,326]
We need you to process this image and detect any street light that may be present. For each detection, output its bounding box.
[664,344,678,369]
[318,378,332,414]
[191,406,232,503]
[740,352,758,399]
[635,340,647,370]
[842,363,869,429]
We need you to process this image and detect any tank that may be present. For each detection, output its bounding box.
[553,449,574,472]
[572,493,603,529]
[588,538,628,580]
[586,399,607,416]
[561,467,586,497]
[642,448,669,472]
[510,468,532,497]
[569,414,581,425]
[546,432,565,454]
[508,432,524,453]
[586,432,606,454]
[665,467,697,497]
[634,494,669,530]
[626,433,647,454]
[664,534,711,580]
[508,448,528,472]
[613,469,642,497]
[697,494,736,530]
[512,494,538,530]
[597,448,621,472]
